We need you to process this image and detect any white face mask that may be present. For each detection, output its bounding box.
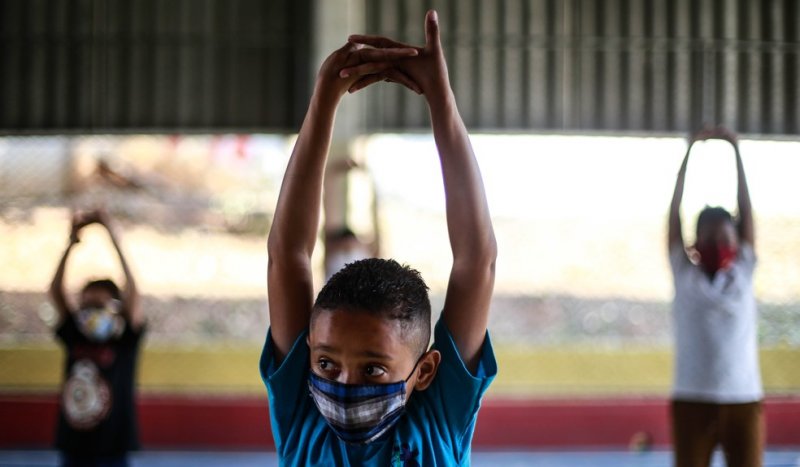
[76,300,125,342]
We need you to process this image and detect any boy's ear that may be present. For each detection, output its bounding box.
[413,349,441,391]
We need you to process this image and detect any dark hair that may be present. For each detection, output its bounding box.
[313,258,431,354]
[81,279,122,300]
[695,206,735,239]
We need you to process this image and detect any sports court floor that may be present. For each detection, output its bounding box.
[1,450,799,466]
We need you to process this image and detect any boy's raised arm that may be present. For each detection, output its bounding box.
[427,29,496,374]
[267,43,418,362]
[350,11,497,372]
[433,88,497,374]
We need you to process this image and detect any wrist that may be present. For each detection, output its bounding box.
[312,78,344,110]
[425,84,456,114]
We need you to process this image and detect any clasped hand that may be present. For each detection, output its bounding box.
[317,10,449,101]
[69,208,110,244]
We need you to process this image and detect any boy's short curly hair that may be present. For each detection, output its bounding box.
[313,258,431,355]
[696,206,735,238]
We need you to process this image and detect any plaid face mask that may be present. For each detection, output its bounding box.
[308,361,419,445]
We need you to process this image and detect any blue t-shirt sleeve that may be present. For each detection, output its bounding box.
[425,317,497,457]
[259,328,312,451]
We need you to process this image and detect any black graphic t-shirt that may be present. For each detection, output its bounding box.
[55,313,144,456]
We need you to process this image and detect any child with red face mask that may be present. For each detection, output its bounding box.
[667,127,762,467]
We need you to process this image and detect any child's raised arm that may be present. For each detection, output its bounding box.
[732,136,754,248]
[349,11,497,373]
[49,213,84,326]
[267,43,418,362]
[668,147,690,257]
[97,209,144,330]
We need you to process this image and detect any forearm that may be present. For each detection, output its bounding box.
[49,242,75,318]
[735,147,754,243]
[735,149,752,214]
[427,91,496,264]
[102,223,144,327]
[427,88,496,372]
[669,173,685,222]
[268,91,338,261]
[107,227,138,299]
[668,153,689,248]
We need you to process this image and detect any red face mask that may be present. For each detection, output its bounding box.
[696,244,738,274]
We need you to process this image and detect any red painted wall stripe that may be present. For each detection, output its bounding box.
[1,394,798,449]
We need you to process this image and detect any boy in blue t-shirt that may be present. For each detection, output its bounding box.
[260,10,498,466]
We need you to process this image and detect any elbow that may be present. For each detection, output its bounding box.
[455,234,497,277]
[484,234,498,272]
[487,244,498,279]
[47,281,60,300]
[267,226,295,260]
[266,234,284,263]
[267,228,314,267]
[475,231,498,272]
[125,281,139,299]
[267,239,310,273]
[266,244,279,272]
[266,236,289,268]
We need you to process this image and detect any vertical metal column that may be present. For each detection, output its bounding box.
[315,0,365,238]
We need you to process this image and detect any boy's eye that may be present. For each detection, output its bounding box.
[318,359,335,372]
[365,365,386,377]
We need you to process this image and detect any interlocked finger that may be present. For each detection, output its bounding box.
[348,74,385,93]
[354,47,418,63]
[381,68,422,94]
[348,34,418,51]
[339,61,393,79]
